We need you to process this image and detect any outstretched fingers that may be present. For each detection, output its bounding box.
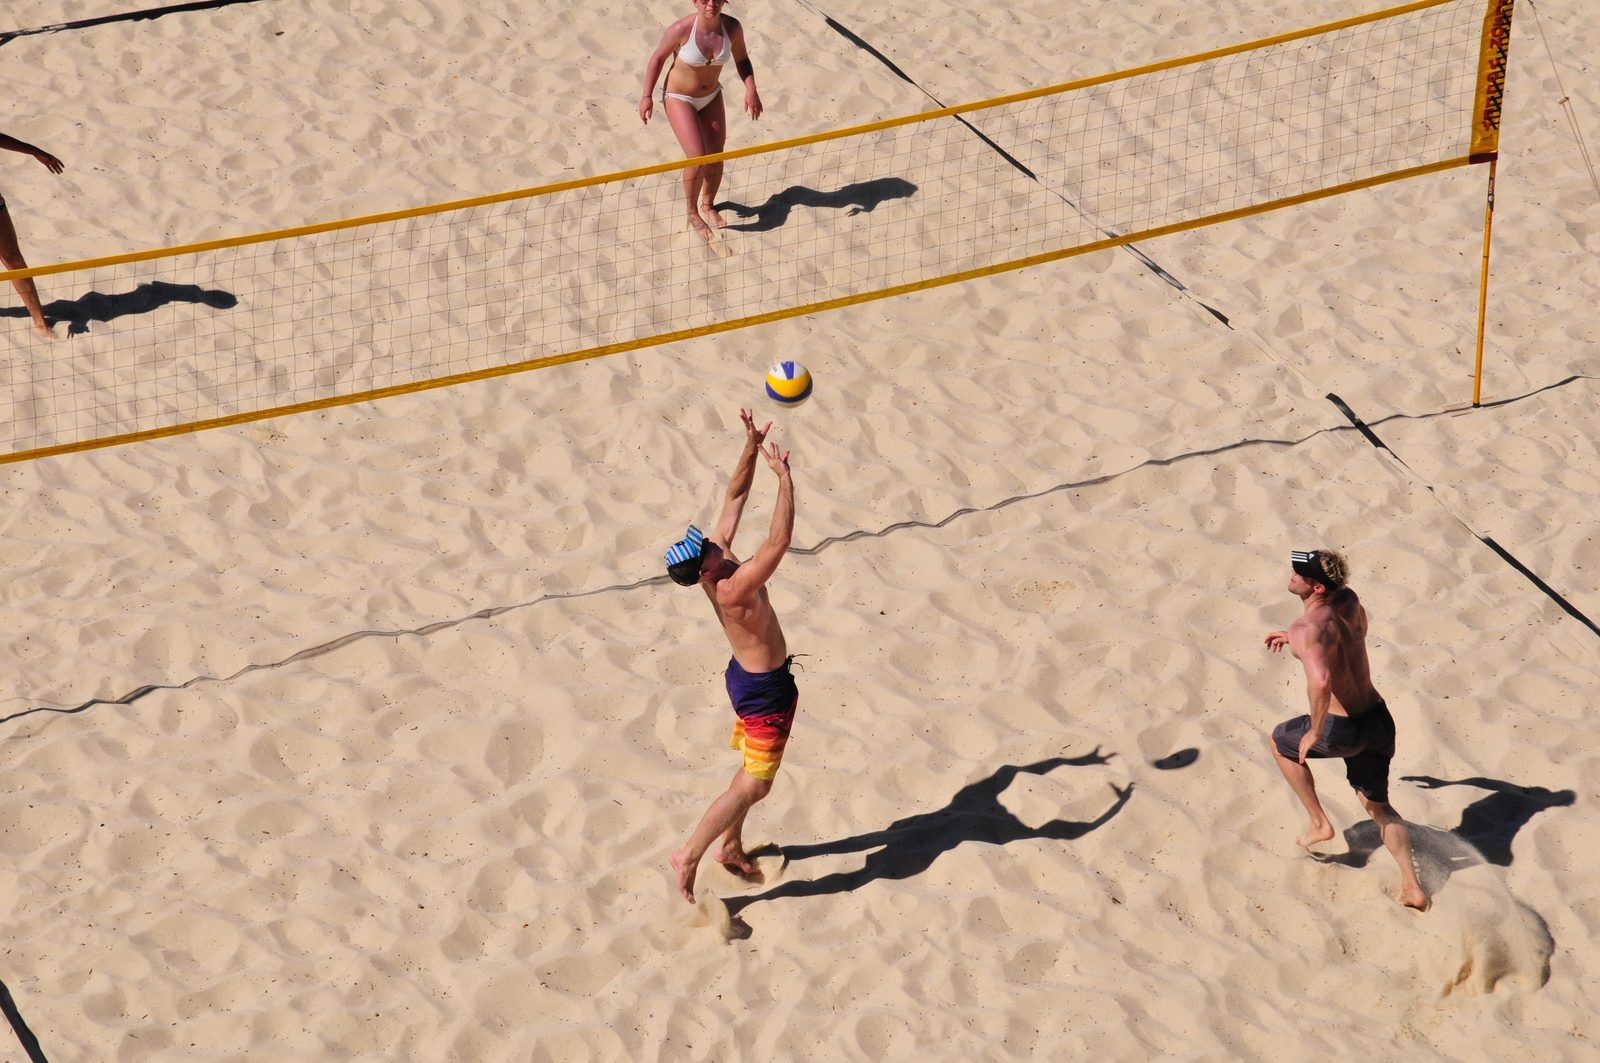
[740,407,772,444]
[669,851,697,903]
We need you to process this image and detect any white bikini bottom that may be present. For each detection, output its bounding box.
[663,85,722,112]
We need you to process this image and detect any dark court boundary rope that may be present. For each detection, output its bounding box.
[0,0,263,46]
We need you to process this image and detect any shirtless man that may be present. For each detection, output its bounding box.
[663,408,795,903]
[1265,548,1427,910]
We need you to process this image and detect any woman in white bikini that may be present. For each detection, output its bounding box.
[638,0,763,241]
[0,131,64,339]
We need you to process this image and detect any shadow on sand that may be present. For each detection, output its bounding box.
[1312,773,1573,893]
[725,748,1135,922]
[1314,807,1558,992]
[717,177,916,234]
[1398,774,1575,868]
[1,280,238,336]
[1301,772,1570,992]
[1,0,264,46]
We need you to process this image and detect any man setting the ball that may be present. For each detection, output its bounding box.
[663,408,796,903]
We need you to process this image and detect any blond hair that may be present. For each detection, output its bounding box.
[1317,549,1350,588]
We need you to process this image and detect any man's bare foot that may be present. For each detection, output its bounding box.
[712,843,760,878]
[669,850,697,903]
[1399,884,1429,911]
[700,201,727,228]
[688,212,715,242]
[1296,821,1335,848]
[31,318,52,339]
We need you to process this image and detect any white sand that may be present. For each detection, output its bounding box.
[0,0,1596,1058]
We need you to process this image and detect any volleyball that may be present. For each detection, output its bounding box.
[764,360,813,406]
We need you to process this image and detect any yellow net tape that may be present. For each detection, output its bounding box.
[1470,0,1516,159]
[0,0,1508,464]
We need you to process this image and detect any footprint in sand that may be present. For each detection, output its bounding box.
[707,841,789,890]
[1328,821,1553,995]
[677,844,790,941]
[684,894,744,940]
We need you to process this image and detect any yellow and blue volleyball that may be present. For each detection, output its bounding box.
[764,360,813,406]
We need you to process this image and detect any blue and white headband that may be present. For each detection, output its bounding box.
[665,524,707,583]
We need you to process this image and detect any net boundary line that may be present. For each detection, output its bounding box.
[0,155,1476,465]
[0,0,1462,285]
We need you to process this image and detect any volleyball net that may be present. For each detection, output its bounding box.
[0,0,1514,464]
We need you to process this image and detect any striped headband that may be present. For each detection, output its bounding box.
[665,524,707,569]
[1290,549,1333,587]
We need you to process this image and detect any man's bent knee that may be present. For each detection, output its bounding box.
[1361,795,1398,823]
[735,772,773,802]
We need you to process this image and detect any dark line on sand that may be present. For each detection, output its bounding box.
[0,0,263,45]
[1479,536,1600,638]
[0,979,49,1063]
[813,1,1594,638]
[818,15,1039,182]
[808,3,1234,325]
[1325,390,1600,640]
[5,375,1590,723]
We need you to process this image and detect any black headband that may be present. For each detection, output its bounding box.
[1290,549,1335,587]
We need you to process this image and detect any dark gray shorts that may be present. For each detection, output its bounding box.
[1272,700,1395,803]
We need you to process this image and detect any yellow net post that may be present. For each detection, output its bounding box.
[1470,0,1515,406]
[1474,158,1498,408]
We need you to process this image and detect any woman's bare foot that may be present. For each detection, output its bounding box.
[700,200,727,228]
[1296,820,1335,848]
[669,850,697,903]
[712,843,760,878]
[1399,884,1429,911]
[688,212,715,242]
[31,317,52,339]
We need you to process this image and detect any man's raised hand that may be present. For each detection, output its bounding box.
[740,407,772,448]
[761,440,790,473]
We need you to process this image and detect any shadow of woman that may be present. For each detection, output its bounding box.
[725,748,1131,918]
[718,177,917,234]
[0,279,237,336]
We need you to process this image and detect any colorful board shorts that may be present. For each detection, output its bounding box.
[725,655,799,781]
[1272,700,1396,803]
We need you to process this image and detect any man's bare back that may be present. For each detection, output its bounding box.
[1277,586,1381,717]
[1265,548,1426,910]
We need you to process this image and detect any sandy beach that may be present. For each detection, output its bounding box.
[0,0,1596,1058]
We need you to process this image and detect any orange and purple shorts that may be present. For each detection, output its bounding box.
[725,655,799,781]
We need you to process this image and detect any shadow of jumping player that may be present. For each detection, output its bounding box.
[716,176,916,233]
[725,748,1132,916]
[1313,773,1574,898]
[1398,774,1575,867]
[1,279,237,336]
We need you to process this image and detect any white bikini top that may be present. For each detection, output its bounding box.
[677,18,732,67]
